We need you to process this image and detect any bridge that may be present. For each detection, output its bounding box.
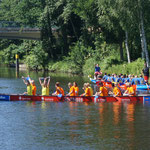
[0,21,58,40]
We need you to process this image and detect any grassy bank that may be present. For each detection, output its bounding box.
[47,58,145,76]
[83,58,145,76]
[48,61,72,73]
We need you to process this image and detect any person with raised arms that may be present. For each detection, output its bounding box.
[39,77,50,96]
[66,82,75,96]
[52,82,64,96]
[73,82,79,96]
[22,76,33,95]
[26,75,37,96]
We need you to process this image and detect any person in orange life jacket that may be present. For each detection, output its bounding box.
[111,83,122,96]
[30,80,36,96]
[95,82,108,96]
[52,82,64,96]
[123,83,136,96]
[73,82,79,96]
[86,83,93,96]
[81,83,91,96]
[66,82,75,96]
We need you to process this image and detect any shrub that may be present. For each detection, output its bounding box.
[25,42,48,70]
[48,61,72,73]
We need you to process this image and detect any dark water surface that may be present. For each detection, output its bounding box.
[0,67,150,150]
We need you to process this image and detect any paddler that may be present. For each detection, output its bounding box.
[22,76,32,95]
[73,82,79,96]
[87,83,93,96]
[95,82,108,96]
[111,83,122,97]
[66,82,75,96]
[31,80,36,96]
[52,82,64,96]
[123,83,136,96]
[27,76,37,95]
[39,77,50,95]
[81,83,91,96]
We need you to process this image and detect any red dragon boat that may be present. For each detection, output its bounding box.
[1,94,150,103]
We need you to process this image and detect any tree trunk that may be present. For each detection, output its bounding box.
[61,24,69,55]
[70,17,78,40]
[125,31,131,63]
[47,6,54,59]
[119,41,124,61]
[139,23,145,59]
[139,9,149,66]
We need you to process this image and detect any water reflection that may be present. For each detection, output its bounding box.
[41,101,47,110]
[126,103,135,122]
[26,101,36,108]
[99,103,104,126]
[113,101,121,125]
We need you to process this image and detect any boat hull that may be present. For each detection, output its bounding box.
[0,94,146,103]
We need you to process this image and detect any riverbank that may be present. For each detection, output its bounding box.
[47,58,145,76]
[1,58,144,76]
[0,49,145,76]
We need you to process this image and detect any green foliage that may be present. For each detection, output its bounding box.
[25,42,48,70]
[83,57,145,76]
[83,57,96,75]
[1,44,21,64]
[0,0,150,74]
[83,51,121,76]
[48,61,71,73]
[68,41,93,73]
[105,58,145,75]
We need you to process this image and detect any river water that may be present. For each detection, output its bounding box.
[0,67,150,150]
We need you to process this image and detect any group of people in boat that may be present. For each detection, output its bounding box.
[22,76,79,97]
[21,63,149,97]
[22,76,136,97]
[94,62,149,84]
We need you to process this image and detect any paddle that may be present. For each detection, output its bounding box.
[58,94,62,98]
[113,96,122,103]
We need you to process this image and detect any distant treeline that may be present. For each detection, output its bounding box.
[0,0,149,74]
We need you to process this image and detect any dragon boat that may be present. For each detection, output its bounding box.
[0,94,150,103]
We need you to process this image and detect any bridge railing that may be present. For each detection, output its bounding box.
[0,27,40,32]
